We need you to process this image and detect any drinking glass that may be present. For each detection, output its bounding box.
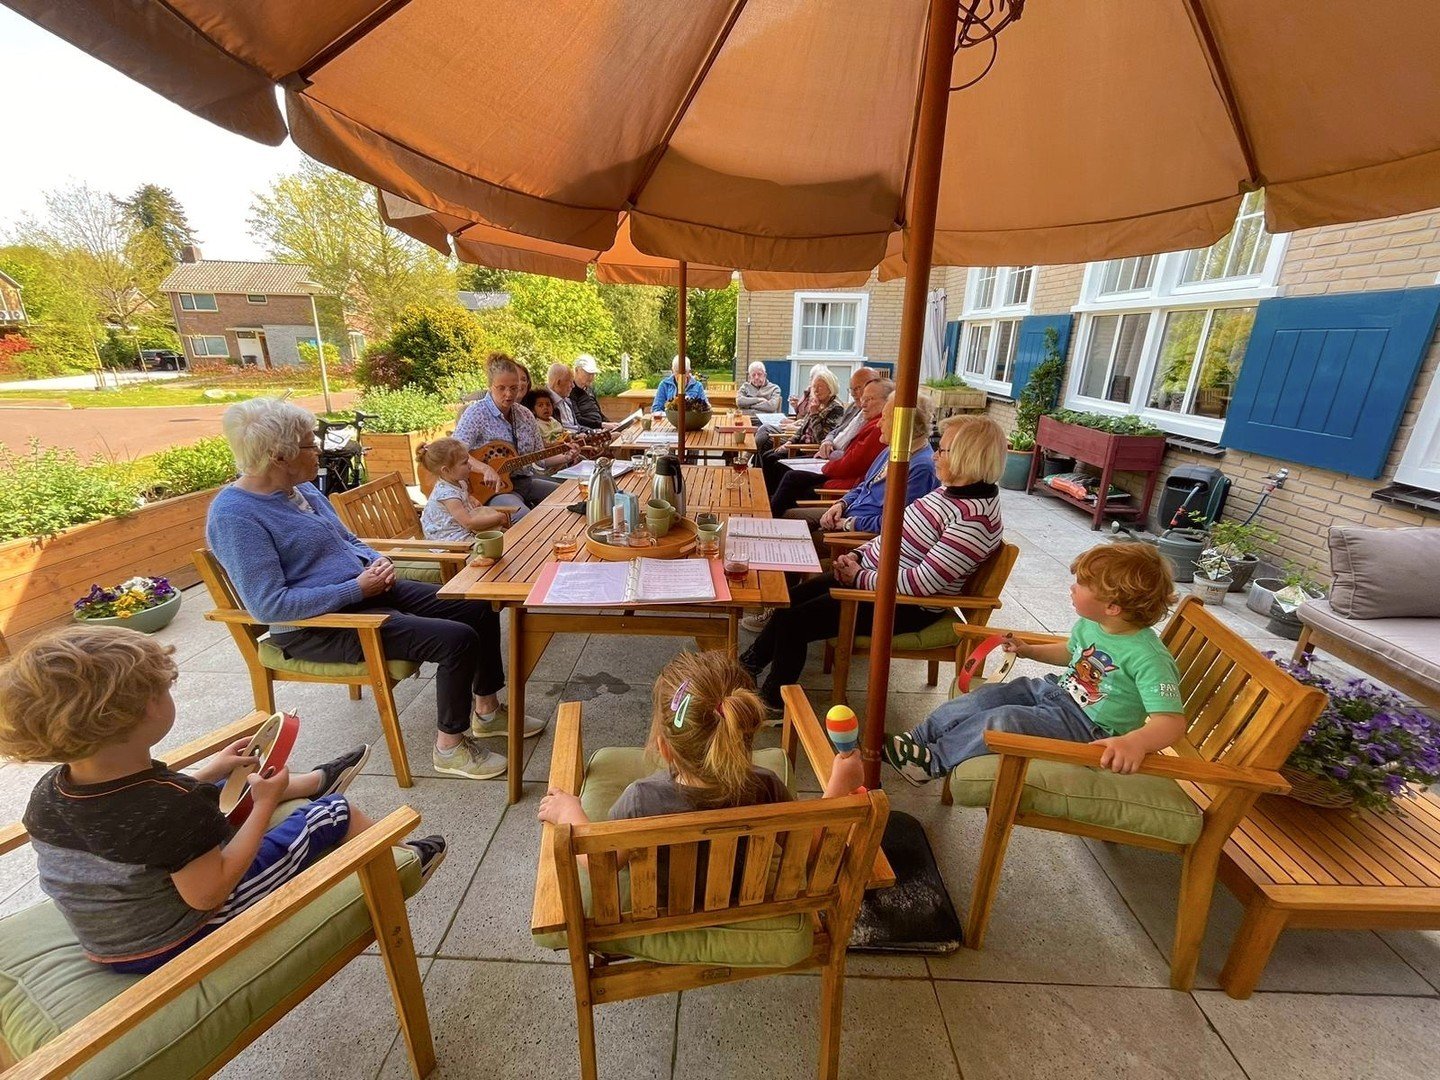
[728,452,751,491]
[695,512,722,557]
[723,554,750,583]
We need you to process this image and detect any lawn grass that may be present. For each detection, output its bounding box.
[0,375,354,408]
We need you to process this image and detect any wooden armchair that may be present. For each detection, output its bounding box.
[329,472,472,585]
[533,686,892,1080]
[951,596,1328,990]
[0,713,434,1078]
[825,542,1019,702]
[193,549,419,788]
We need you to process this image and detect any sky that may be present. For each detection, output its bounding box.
[0,7,305,260]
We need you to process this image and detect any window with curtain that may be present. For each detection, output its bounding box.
[792,294,866,356]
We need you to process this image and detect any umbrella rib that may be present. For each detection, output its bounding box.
[622,0,752,210]
[294,0,417,85]
[1182,0,1262,188]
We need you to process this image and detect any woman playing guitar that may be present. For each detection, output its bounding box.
[454,353,581,514]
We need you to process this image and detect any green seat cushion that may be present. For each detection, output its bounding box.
[258,640,418,682]
[852,613,956,652]
[534,745,812,967]
[947,755,1204,846]
[0,828,421,1078]
[391,560,443,584]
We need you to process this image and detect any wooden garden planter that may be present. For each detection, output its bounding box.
[929,386,988,413]
[0,487,221,646]
[359,427,446,486]
[1028,415,1168,529]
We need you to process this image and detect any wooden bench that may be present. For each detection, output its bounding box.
[1213,788,1440,998]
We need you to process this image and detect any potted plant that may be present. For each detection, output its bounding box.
[1207,520,1277,593]
[1269,656,1440,810]
[1190,548,1233,605]
[922,373,986,412]
[1264,563,1326,640]
[1001,328,1066,490]
[73,576,181,633]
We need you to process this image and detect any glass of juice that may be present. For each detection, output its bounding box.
[728,453,750,491]
[723,555,749,583]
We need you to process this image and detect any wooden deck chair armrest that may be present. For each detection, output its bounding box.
[815,487,849,498]
[204,609,391,631]
[826,588,983,609]
[10,807,421,1079]
[533,702,585,936]
[0,712,273,857]
[981,732,1290,794]
[779,686,895,890]
[364,547,472,568]
[361,538,475,553]
[822,532,875,552]
[783,443,821,456]
[948,623,1066,645]
[795,499,834,508]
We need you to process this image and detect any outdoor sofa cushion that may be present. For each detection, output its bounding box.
[391,559,444,584]
[0,804,421,1079]
[257,640,418,682]
[854,614,956,652]
[534,745,813,968]
[1327,526,1440,619]
[948,755,1204,847]
[1298,600,1440,689]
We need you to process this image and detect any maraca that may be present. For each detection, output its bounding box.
[825,704,860,756]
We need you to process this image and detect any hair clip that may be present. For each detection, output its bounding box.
[669,680,692,729]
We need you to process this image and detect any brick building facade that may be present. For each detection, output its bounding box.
[738,203,1440,581]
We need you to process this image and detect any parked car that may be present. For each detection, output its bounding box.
[136,349,187,371]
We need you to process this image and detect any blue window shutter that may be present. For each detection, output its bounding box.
[944,319,962,375]
[869,361,895,379]
[1008,315,1073,403]
[1220,288,1440,479]
[762,361,791,404]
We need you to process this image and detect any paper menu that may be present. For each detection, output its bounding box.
[778,458,826,473]
[726,517,811,540]
[526,558,728,607]
[756,412,790,427]
[635,431,679,445]
[553,460,634,480]
[721,516,821,571]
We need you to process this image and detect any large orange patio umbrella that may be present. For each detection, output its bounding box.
[16,0,1440,783]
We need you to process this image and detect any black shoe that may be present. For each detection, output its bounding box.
[314,744,371,799]
[739,649,764,681]
[404,834,448,884]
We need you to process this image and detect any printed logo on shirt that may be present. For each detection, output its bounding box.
[1060,645,1117,709]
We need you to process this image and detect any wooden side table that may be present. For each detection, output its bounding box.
[1026,415,1167,530]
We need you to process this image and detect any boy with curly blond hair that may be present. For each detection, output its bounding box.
[885,542,1185,783]
[0,624,443,974]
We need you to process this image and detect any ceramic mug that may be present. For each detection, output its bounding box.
[474,530,505,560]
[645,499,674,536]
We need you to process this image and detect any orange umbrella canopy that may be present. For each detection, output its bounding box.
[12,0,1440,274]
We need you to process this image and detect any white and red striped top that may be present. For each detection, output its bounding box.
[852,482,1003,596]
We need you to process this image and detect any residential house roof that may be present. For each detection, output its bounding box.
[159,260,317,297]
[457,290,510,312]
[0,270,21,291]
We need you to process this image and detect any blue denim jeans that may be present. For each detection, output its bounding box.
[912,676,1104,773]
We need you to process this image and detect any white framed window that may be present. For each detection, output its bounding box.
[189,334,229,358]
[960,318,1021,390]
[964,266,1034,317]
[178,292,218,312]
[790,293,868,359]
[246,294,268,305]
[959,266,1033,393]
[1065,193,1287,438]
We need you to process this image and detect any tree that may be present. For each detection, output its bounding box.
[361,302,489,394]
[0,243,105,376]
[119,184,198,264]
[596,281,671,374]
[248,162,456,345]
[457,265,511,292]
[684,281,738,368]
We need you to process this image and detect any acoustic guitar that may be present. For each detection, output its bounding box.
[463,431,615,504]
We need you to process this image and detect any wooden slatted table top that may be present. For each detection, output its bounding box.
[608,418,756,457]
[438,465,788,607]
[1222,789,1440,903]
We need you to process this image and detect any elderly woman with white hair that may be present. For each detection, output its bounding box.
[206,397,544,782]
[735,361,782,415]
[650,355,710,417]
[758,365,846,494]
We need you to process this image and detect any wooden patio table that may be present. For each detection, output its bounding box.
[438,465,788,803]
[607,417,756,462]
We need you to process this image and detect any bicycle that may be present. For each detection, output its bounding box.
[314,410,375,496]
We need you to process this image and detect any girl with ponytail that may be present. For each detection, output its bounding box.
[538,651,863,835]
[417,437,522,542]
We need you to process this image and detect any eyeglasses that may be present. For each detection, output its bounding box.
[296,441,319,452]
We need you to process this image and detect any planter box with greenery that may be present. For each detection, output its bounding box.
[1028,411,1168,529]
[0,440,235,645]
[354,386,455,486]
[922,375,987,413]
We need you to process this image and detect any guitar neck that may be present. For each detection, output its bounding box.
[498,446,560,474]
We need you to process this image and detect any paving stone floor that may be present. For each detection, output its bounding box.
[3,489,1436,1079]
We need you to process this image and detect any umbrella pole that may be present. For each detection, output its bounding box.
[677,260,688,461]
[861,0,960,789]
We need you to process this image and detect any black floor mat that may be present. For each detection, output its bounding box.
[848,809,962,954]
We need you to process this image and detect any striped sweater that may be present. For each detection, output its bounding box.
[852,482,1003,596]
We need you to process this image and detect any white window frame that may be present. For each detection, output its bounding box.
[178,292,218,312]
[789,292,868,360]
[246,294,268,305]
[188,334,229,358]
[963,266,1035,319]
[958,318,1023,394]
[1063,201,1289,439]
[958,267,1034,393]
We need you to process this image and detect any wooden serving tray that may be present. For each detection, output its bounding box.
[584,517,697,560]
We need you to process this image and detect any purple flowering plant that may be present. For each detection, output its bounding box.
[73,576,176,621]
[1272,656,1440,812]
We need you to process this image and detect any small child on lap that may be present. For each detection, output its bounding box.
[419,436,522,540]
[885,542,1186,784]
[523,390,569,447]
[0,625,445,974]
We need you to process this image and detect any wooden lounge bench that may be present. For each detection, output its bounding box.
[1213,788,1440,998]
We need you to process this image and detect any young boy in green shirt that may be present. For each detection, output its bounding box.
[884,542,1185,783]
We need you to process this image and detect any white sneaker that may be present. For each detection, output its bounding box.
[433,737,508,779]
[471,705,547,740]
[741,609,773,633]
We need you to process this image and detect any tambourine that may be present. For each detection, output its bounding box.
[957,634,1018,694]
[218,711,299,826]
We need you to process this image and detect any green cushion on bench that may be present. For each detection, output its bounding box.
[534,745,811,967]
[852,614,956,652]
[258,641,418,682]
[947,755,1204,846]
[0,842,421,1079]
[392,559,443,584]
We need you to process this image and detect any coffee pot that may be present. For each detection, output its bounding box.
[586,457,617,525]
[651,453,685,517]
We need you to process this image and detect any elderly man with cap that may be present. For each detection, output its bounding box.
[569,354,612,431]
